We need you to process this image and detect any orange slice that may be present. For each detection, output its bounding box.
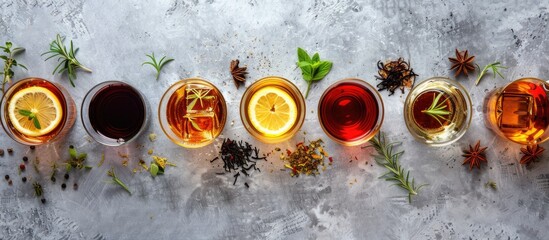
[248,86,297,136]
[8,86,63,137]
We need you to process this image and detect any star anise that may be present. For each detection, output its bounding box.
[449,49,475,77]
[230,59,248,88]
[462,140,488,170]
[519,144,544,165]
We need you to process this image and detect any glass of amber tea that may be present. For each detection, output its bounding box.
[159,78,227,148]
[404,77,472,146]
[82,81,150,146]
[240,76,305,143]
[483,77,549,145]
[0,77,76,145]
[318,78,384,146]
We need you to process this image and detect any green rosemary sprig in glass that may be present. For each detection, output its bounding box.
[107,167,131,195]
[475,62,507,86]
[421,92,451,126]
[142,52,173,80]
[186,88,214,111]
[364,132,427,203]
[18,109,41,129]
[42,34,92,87]
[1,42,27,93]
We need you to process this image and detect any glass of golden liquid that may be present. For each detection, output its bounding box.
[484,77,549,145]
[404,77,472,146]
[240,76,306,143]
[158,78,227,148]
[0,78,76,145]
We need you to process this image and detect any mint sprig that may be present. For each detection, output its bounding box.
[296,48,332,98]
[18,109,41,129]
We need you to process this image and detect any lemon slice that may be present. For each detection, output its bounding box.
[8,86,63,137]
[248,86,297,136]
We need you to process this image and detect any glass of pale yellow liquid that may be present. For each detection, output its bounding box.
[240,76,306,143]
[484,77,549,145]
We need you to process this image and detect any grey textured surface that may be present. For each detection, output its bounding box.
[1,0,549,239]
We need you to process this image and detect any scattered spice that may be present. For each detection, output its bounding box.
[22,177,27,183]
[61,183,66,190]
[462,140,488,170]
[50,176,56,183]
[64,173,69,180]
[148,133,157,142]
[230,59,248,88]
[41,198,46,204]
[8,180,12,185]
[449,49,475,77]
[19,164,25,172]
[22,156,28,162]
[66,145,92,172]
[281,139,330,177]
[33,182,43,197]
[97,152,105,167]
[73,183,78,191]
[4,175,9,180]
[485,181,497,190]
[375,58,417,96]
[366,132,426,203]
[211,138,266,185]
[30,146,35,150]
[520,144,544,165]
[7,148,13,154]
[0,149,4,156]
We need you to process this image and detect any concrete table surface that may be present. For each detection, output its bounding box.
[1,0,549,239]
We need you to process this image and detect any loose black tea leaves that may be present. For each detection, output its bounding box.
[212,139,266,186]
[375,58,417,96]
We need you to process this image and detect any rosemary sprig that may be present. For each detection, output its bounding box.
[364,132,427,203]
[475,62,507,85]
[107,167,131,195]
[421,92,451,126]
[1,42,27,93]
[142,52,173,80]
[18,109,41,129]
[42,34,92,87]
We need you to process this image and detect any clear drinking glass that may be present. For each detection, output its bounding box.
[158,78,227,148]
[0,77,76,145]
[81,81,150,146]
[483,77,549,145]
[404,77,472,146]
[318,78,384,146]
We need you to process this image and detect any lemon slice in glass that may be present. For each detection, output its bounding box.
[8,86,63,137]
[248,86,297,137]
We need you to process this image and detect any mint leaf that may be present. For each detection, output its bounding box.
[18,109,32,116]
[312,53,320,63]
[150,163,159,177]
[312,61,332,81]
[69,147,77,159]
[299,64,313,81]
[32,117,41,129]
[297,48,311,63]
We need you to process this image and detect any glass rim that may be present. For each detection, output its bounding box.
[404,76,472,146]
[0,77,74,145]
[81,80,150,146]
[158,77,227,148]
[317,78,384,146]
[239,76,306,143]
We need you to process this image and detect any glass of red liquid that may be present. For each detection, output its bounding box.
[81,81,149,146]
[318,78,384,146]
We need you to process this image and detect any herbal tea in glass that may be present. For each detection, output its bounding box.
[404,77,471,146]
[483,78,549,145]
[82,81,149,146]
[159,78,227,148]
[0,78,76,145]
[318,78,384,146]
[240,76,305,143]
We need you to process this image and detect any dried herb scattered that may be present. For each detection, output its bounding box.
[449,49,475,77]
[33,182,43,198]
[148,155,176,177]
[42,34,92,87]
[297,47,333,98]
[7,148,13,154]
[375,58,417,95]
[107,167,131,195]
[142,52,173,80]
[462,140,488,170]
[211,139,266,185]
[230,59,248,88]
[365,132,426,203]
[1,41,27,94]
[475,62,507,85]
[65,145,92,172]
[520,144,544,165]
[281,139,330,177]
[485,181,497,190]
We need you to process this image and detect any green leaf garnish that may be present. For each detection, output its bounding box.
[66,145,92,172]
[18,109,32,116]
[142,52,173,80]
[150,163,159,177]
[186,88,212,111]
[18,109,41,129]
[421,92,451,126]
[32,117,41,129]
[296,47,333,98]
[41,34,92,87]
[107,167,131,195]
[364,132,427,203]
[475,62,507,86]
[1,41,27,94]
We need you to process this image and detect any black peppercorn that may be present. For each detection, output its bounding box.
[22,177,27,183]
[41,198,46,204]
[4,175,9,180]
[61,183,66,189]
[30,146,35,150]
[7,148,13,154]
[0,149,4,156]
[73,183,78,191]
[64,173,69,180]
[22,156,28,162]
[50,176,56,182]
